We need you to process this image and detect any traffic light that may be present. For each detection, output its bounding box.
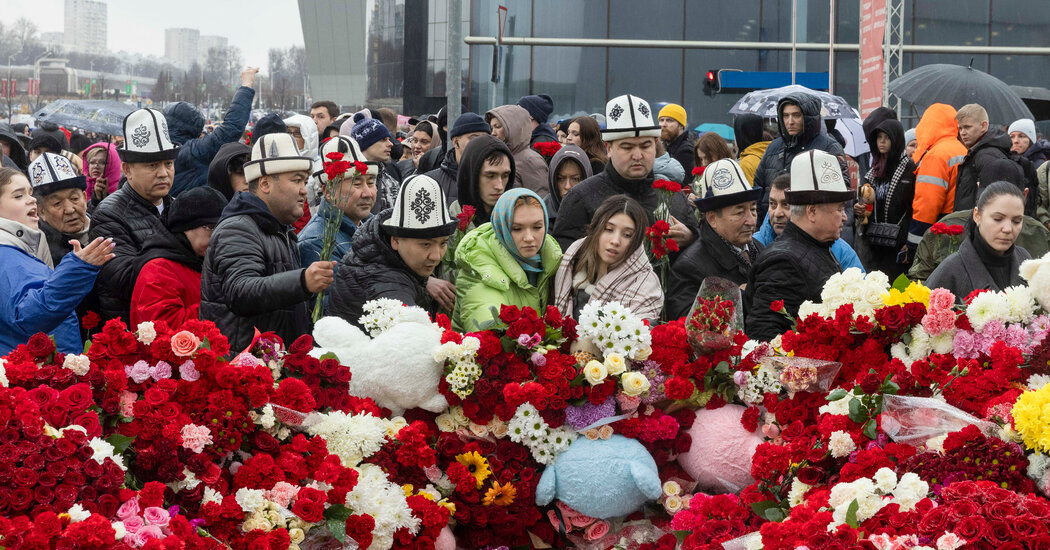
[703,70,720,96]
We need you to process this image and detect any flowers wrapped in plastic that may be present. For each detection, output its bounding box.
[685,277,742,355]
[760,355,842,397]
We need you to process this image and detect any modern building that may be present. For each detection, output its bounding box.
[297,0,369,109]
[352,0,1050,127]
[63,0,108,55]
[199,35,229,66]
[165,28,201,71]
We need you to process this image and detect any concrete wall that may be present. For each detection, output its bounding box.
[298,0,368,109]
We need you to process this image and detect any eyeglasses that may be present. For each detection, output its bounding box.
[88,160,107,167]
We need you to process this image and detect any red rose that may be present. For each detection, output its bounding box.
[498,305,522,324]
[289,334,313,355]
[292,498,324,523]
[58,383,94,413]
[917,506,950,535]
[985,519,1014,544]
[26,333,56,359]
[874,305,906,331]
[457,205,476,232]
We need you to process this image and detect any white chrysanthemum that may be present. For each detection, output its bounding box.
[855,493,886,522]
[742,364,782,405]
[1028,374,1050,391]
[1004,285,1038,324]
[63,354,91,376]
[235,488,266,513]
[577,300,651,360]
[361,298,428,337]
[828,430,856,459]
[930,330,955,355]
[1028,452,1050,480]
[136,321,157,344]
[873,468,897,493]
[345,464,420,538]
[67,503,90,522]
[307,411,389,467]
[0,358,7,388]
[965,291,1010,332]
[787,479,811,508]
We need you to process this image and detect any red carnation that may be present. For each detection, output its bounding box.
[326,152,345,161]
[770,300,785,312]
[81,311,101,330]
[345,514,375,550]
[457,205,476,232]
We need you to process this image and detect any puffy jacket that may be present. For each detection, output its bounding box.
[666,222,763,321]
[328,208,433,326]
[165,85,255,197]
[551,164,698,252]
[745,221,844,341]
[908,104,968,246]
[738,141,770,185]
[486,105,549,197]
[955,127,1032,213]
[925,231,1030,298]
[1023,139,1050,170]
[544,145,592,226]
[81,142,122,195]
[200,192,312,353]
[0,218,99,355]
[89,182,170,323]
[206,142,251,201]
[753,92,846,223]
[907,210,1049,283]
[373,163,401,215]
[666,130,698,177]
[424,148,460,207]
[552,237,662,322]
[130,220,204,328]
[754,215,864,272]
[451,223,562,332]
[653,153,685,185]
[299,199,364,266]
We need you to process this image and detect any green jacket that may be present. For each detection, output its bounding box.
[908,210,1050,282]
[451,223,562,332]
[1037,161,1050,227]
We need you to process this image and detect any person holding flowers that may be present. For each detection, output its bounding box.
[551,194,661,321]
[926,180,1031,297]
[452,188,562,331]
[449,134,516,232]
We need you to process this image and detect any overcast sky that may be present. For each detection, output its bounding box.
[0,0,304,70]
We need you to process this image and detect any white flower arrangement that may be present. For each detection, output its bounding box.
[360,298,418,337]
[827,467,928,526]
[802,268,891,320]
[307,411,390,467]
[435,336,482,398]
[507,403,576,464]
[740,363,782,405]
[577,301,652,360]
[345,463,421,549]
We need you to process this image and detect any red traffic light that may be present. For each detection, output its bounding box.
[706,71,715,82]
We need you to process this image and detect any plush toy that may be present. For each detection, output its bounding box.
[678,404,763,494]
[859,183,875,224]
[536,435,662,519]
[1021,253,1050,312]
[434,526,455,550]
[311,311,448,416]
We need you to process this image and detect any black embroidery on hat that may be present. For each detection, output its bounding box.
[711,167,734,191]
[131,124,151,148]
[410,187,436,224]
[609,104,624,122]
[638,103,650,118]
[30,163,46,185]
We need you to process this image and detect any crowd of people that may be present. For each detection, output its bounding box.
[1,65,1048,356]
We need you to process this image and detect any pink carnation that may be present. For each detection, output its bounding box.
[125,360,152,384]
[180,424,214,454]
[266,481,299,508]
[142,506,170,527]
[230,352,262,368]
[150,361,172,380]
[119,391,137,418]
[116,498,141,521]
[178,360,200,381]
[921,310,956,335]
[928,288,956,312]
[953,330,978,359]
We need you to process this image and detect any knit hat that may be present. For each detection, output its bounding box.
[243,133,313,183]
[349,114,392,152]
[786,150,854,205]
[27,134,63,155]
[658,103,687,128]
[164,186,228,233]
[315,136,379,185]
[1009,118,1037,145]
[252,113,287,141]
[382,174,457,239]
[601,94,661,141]
[118,108,179,163]
[449,112,491,139]
[904,128,917,144]
[517,94,554,124]
[27,152,86,197]
[693,158,762,212]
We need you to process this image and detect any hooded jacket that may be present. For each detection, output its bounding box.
[736,112,769,184]
[653,153,685,185]
[455,135,516,228]
[81,142,122,194]
[1023,140,1050,170]
[425,148,461,207]
[206,142,251,201]
[0,122,27,170]
[530,123,559,147]
[130,220,204,328]
[328,208,433,326]
[451,222,562,332]
[544,145,592,225]
[552,237,663,322]
[165,85,255,197]
[753,92,846,222]
[955,127,1032,213]
[908,104,969,246]
[862,109,916,236]
[486,105,549,197]
[283,113,323,212]
[89,183,171,323]
[200,191,312,353]
[0,218,99,355]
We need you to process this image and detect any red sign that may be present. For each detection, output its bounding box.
[8,79,15,97]
[859,0,887,118]
[0,79,6,98]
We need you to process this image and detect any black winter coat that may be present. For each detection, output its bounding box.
[666,130,698,178]
[530,124,559,147]
[328,209,433,326]
[551,164,699,252]
[858,110,916,277]
[665,223,763,321]
[424,148,460,207]
[89,182,170,323]
[745,222,843,341]
[200,192,312,353]
[955,128,1033,213]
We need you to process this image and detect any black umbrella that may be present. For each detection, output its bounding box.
[33,99,135,135]
[888,62,1032,124]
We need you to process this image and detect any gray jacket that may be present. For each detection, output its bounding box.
[925,235,1030,299]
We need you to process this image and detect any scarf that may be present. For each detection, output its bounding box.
[864,151,911,224]
[490,188,548,285]
[714,228,758,269]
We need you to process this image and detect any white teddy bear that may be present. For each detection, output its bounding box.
[310,301,448,416]
[1020,253,1050,313]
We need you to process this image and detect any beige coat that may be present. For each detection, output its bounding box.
[486,105,549,198]
[552,237,663,322]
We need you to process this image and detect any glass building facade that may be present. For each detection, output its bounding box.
[366,0,1050,126]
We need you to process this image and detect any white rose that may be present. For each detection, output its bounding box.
[584,360,608,386]
[620,372,651,397]
[136,321,157,345]
[434,414,457,432]
[604,354,627,376]
[663,495,684,514]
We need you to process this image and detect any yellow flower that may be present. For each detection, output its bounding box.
[482,481,517,506]
[455,450,492,488]
[440,500,457,515]
[604,354,627,376]
[621,372,651,397]
[584,360,608,385]
[905,281,931,306]
[1013,385,1050,453]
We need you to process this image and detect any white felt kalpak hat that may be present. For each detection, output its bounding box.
[28,152,86,196]
[243,133,313,183]
[600,94,661,142]
[786,149,854,205]
[382,174,457,239]
[693,158,763,212]
[118,108,178,163]
[315,136,379,184]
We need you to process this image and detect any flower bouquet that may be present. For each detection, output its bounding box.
[312,152,369,322]
[685,277,743,355]
[532,141,562,164]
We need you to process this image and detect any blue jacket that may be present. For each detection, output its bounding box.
[166,86,256,197]
[754,215,865,272]
[298,199,366,267]
[0,246,99,356]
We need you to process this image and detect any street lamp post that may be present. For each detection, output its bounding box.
[7,54,16,120]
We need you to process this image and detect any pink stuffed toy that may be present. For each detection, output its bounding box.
[678,404,763,493]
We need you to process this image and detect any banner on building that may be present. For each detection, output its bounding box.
[859,0,887,118]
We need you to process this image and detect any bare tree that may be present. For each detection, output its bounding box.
[268,48,289,110]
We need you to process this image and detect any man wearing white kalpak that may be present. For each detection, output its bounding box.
[745,150,853,341]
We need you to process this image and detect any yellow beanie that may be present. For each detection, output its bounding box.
[658,104,687,128]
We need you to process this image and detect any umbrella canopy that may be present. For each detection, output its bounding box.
[728,85,859,120]
[694,123,734,141]
[835,118,869,158]
[888,63,1032,124]
[33,99,135,136]
[1010,85,1050,122]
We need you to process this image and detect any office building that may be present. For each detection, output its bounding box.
[165,28,201,71]
[64,0,108,55]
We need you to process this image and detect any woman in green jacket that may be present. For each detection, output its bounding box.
[452,188,562,331]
